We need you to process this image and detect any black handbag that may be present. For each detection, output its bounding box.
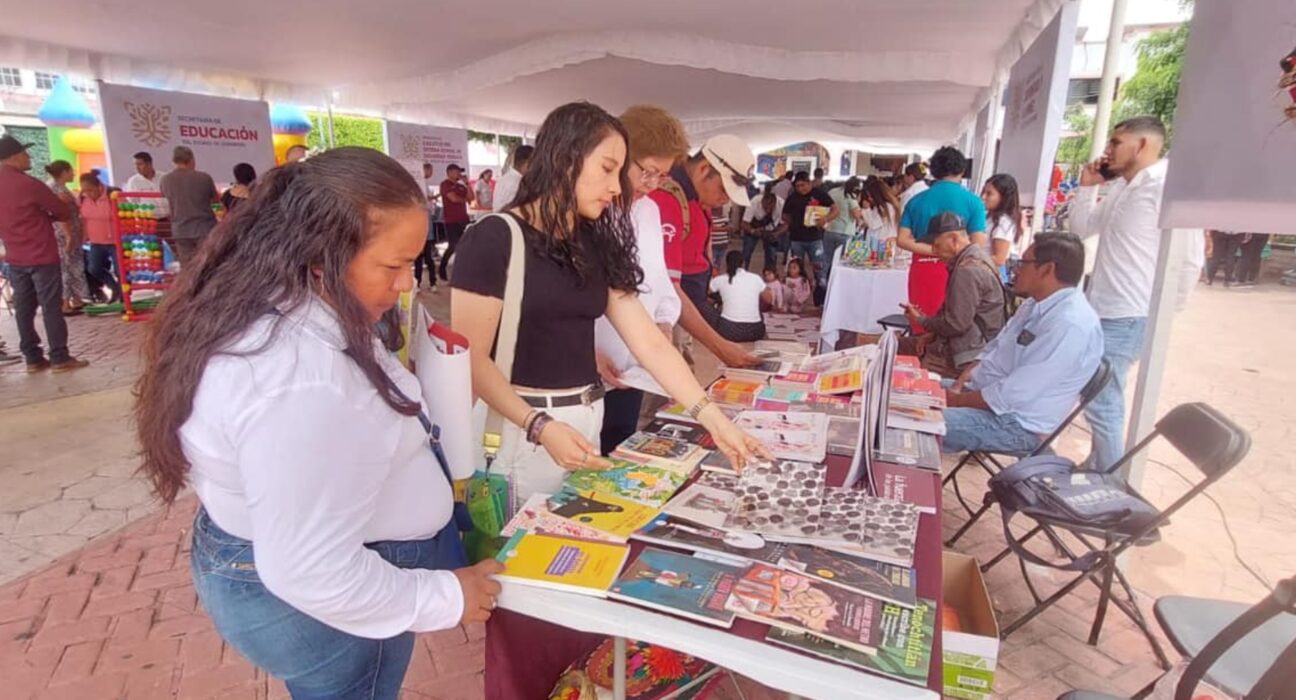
[989,455,1160,570]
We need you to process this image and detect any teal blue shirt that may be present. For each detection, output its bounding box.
[899,180,988,243]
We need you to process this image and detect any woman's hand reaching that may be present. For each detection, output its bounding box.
[699,407,772,472]
[538,420,615,471]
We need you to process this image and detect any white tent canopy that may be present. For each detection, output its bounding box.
[2,0,1067,153]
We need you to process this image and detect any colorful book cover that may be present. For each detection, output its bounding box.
[756,386,811,404]
[494,531,629,596]
[724,563,886,654]
[608,548,744,628]
[614,432,702,465]
[642,419,710,446]
[501,493,621,543]
[742,428,827,464]
[546,487,663,541]
[890,375,947,409]
[818,369,865,395]
[632,514,789,566]
[707,378,765,407]
[724,460,826,539]
[764,597,935,687]
[771,370,819,391]
[564,461,687,507]
[778,544,917,607]
[800,392,861,418]
[558,638,720,700]
[735,410,826,434]
[661,481,738,529]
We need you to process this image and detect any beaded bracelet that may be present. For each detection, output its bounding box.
[527,412,554,444]
[521,409,540,434]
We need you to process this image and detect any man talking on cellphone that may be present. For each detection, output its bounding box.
[1068,116,1168,472]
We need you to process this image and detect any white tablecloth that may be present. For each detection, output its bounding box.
[820,250,910,347]
[499,583,938,700]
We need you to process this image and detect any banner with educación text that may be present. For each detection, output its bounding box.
[99,83,274,188]
[383,120,470,196]
[1162,0,1296,234]
[994,0,1080,208]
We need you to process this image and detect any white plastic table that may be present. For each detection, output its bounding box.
[820,250,910,347]
[498,583,939,700]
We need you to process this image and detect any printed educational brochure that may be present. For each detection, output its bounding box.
[546,487,662,541]
[500,493,622,543]
[494,531,629,596]
[608,547,745,628]
[764,597,935,687]
[725,563,885,654]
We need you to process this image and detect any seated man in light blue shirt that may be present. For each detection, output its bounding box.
[942,233,1104,455]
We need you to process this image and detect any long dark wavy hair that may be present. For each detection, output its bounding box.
[135,147,425,503]
[862,177,901,226]
[984,173,1023,243]
[505,102,643,293]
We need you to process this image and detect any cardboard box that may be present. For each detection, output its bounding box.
[942,551,1001,700]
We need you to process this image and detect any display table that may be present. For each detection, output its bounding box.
[484,456,944,700]
[820,250,910,347]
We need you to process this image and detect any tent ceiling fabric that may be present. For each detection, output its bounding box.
[1,0,1066,149]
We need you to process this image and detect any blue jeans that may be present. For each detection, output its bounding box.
[823,231,850,280]
[941,407,1042,455]
[789,239,826,287]
[741,234,778,270]
[191,508,467,700]
[1084,316,1148,471]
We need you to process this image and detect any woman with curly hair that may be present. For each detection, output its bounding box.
[134,147,504,698]
[451,102,768,501]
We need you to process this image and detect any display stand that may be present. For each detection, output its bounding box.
[110,191,172,321]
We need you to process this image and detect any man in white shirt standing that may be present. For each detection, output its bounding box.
[124,151,170,219]
[492,145,533,213]
[1068,116,1168,471]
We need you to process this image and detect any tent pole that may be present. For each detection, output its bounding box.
[326,97,337,149]
[1124,228,1183,489]
[1089,0,1129,160]
[978,80,1004,187]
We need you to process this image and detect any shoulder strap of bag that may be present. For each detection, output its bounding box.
[658,179,692,241]
[482,213,527,465]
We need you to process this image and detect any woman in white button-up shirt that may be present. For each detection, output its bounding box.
[134,147,504,699]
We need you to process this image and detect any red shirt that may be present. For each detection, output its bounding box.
[0,164,70,266]
[440,179,470,224]
[79,194,115,245]
[650,174,711,279]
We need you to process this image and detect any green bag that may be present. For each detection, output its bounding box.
[464,212,529,563]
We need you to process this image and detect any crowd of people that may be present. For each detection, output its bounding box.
[0,90,1277,697]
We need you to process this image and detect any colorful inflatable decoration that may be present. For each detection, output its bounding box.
[270,104,312,164]
[37,76,107,185]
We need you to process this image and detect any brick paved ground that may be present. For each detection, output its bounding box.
[0,280,1290,698]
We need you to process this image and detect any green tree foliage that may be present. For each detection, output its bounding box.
[2,126,51,175]
[1113,22,1189,142]
[1056,105,1094,177]
[305,112,385,152]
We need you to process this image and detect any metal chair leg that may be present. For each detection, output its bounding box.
[942,452,973,487]
[945,501,991,547]
[1089,557,1116,645]
[982,525,1043,572]
[1001,566,1095,638]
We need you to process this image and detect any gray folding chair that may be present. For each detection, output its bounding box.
[1057,575,1296,700]
[981,402,1252,667]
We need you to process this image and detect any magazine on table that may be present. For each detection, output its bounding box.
[660,480,739,529]
[632,514,790,567]
[546,486,662,542]
[874,427,941,472]
[494,531,629,597]
[724,460,826,539]
[871,461,939,514]
[827,416,861,457]
[777,544,917,608]
[885,405,946,436]
[735,410,829,463]
[564,460,688,507]
[722,359,789,383]
[771,370,819,392]
[725,563,886,655]
[772,489,920,568]
[613,431,707,474]
[607,547,746,628]
[641,418,713,448]
[764,597,935,687]
[501,493,622,543]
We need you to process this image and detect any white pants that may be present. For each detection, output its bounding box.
[471,393,605,510]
